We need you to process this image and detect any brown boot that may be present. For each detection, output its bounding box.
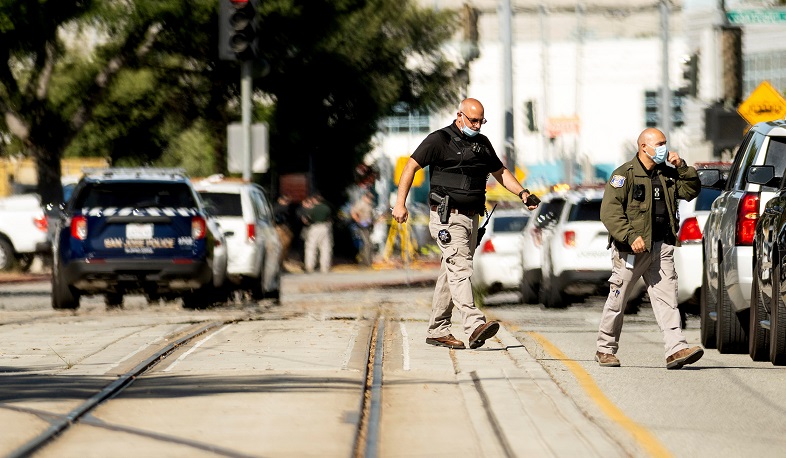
[595,351,621,367]
[666,346,704,369]
[426,334,466,349]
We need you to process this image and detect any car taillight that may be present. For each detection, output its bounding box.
[679,216,702,243]
[71,216,87,240]
[246,223,256,242]
[34,214,48,232]
[563,230,576,247]
[192,216,207,240]
[481,239,495,253]
[735,192,759,246]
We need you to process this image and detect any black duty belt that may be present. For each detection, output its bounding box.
[429,205,480,217]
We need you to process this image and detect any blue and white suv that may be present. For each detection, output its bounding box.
[51,168,227,309]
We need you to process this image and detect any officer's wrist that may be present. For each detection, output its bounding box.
[518,188,529,200]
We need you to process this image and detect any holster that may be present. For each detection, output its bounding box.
[431,192,450,224]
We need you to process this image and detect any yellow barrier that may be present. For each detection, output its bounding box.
[0,157,109,196]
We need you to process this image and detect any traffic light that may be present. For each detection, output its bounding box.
[525,100,537,132]
[219,0,259,61]
[682,53,699,98]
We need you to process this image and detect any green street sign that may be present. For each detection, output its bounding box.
[727,9,786,24]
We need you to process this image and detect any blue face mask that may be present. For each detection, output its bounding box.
[462,124,479,137]
[648,143,668,164]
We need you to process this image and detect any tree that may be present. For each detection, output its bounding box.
[0,0,463,207]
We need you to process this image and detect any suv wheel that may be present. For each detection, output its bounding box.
[0,238,15,271]
[519,274,538,304]
[52,264,80,310]
[716,268,748,353]
[749,259,770,361]
[700,266,717,349]
[770,257,786,365]
[544,272,565,309]
[105,293,124,308]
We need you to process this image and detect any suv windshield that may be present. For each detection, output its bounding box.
[199,192,243,217]
[568,199,602,221]
[74,182,197,208]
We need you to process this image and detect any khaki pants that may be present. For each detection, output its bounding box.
[427,210,486,338]
[597,242,689,358]
[305,222,333,273]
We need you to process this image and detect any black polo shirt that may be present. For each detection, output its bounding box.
[411,123,503,210]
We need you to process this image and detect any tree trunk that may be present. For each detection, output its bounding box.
[32,144,63,206]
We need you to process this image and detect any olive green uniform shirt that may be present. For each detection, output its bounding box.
[600,157,700,251]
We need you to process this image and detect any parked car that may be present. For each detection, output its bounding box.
[194,177,282,303]
[473,207,531,295]
[701,120,786,353]
[0,193,49,271]
[745,133,786,364]
[674,164,730,308]
[539,188,612,308]
[518,192,568,303]
[51,168,228,310]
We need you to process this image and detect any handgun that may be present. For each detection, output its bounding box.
[431,192,450,224]
[525,193,541,207]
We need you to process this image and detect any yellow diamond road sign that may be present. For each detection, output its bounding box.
[737,81,786,125]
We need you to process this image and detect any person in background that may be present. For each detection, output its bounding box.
[392,97,539,350]
[303,194,333,273]
[273,195,293,270]
[350,191,375,266]
[596,127,703,370]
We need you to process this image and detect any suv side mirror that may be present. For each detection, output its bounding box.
[747,165,781,188]
[698,169,725,189]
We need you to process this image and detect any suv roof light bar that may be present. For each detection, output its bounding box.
[82,167,188,179]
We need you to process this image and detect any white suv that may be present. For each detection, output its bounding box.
[518,192,567,303]
[194,178,282,302]
[539,188,611,308]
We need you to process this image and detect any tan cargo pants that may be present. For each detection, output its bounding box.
[597,242,690,358]
[427,210,486,339]
[304,222,333,273]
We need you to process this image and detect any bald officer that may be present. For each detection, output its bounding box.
[392,98,538,350]
[596,127,704,369]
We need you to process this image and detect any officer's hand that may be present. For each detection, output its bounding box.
[631,236,646,253]
[667,151,684,168]
[392,204,409,224]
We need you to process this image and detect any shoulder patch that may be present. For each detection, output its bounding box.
[610,175,626,188]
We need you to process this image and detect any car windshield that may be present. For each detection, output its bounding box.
[492,215,529,232]
[694,188,722,211]
[568,199,602,221]
[199,192,242,217]
[74,182,197,208]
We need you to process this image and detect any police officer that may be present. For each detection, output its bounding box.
[392,98,538,350]
[596,127,704,369]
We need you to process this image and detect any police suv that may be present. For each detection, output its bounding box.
[50,168,227,309]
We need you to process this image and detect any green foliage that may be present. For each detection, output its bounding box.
[0,0,463,206]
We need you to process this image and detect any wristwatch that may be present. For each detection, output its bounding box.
[518,189,529,200]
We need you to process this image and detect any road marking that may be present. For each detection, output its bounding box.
[162,324,232,372]
[399,322,410,371]
[527,331,672,458]
[341,322,359,370]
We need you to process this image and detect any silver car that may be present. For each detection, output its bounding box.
[701,121,786,353]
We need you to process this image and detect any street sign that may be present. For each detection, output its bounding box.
[727,9,786,24]
[736,81,786,125]
[227,122,269,173]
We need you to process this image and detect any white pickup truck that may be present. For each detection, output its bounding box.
[0,194,50,271]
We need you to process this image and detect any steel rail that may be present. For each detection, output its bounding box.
[7,320,226,458]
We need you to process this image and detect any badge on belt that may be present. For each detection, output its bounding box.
[438,229,451,244]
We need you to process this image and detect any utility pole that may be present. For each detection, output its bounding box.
[241,61,252,181]
[501,0,515,169]
[660,0,672,139]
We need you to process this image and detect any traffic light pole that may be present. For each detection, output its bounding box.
[241,60,252,181]
[659,0,672,139]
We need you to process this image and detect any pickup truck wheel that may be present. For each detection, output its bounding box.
[749,266,770,361]
[52,265,79,310]
[699,265,717,348]
[0,238,15,271]
[716,269,748,354]
[770,258,786,365]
